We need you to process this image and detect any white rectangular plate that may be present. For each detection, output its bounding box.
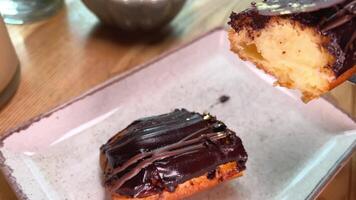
[1,29,355,200]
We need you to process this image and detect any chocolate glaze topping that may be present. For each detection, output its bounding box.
[100,109,248,198]
[229,0,355,77]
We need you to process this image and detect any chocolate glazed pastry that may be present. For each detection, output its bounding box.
[228,0,356,102]
[100,109,248,200]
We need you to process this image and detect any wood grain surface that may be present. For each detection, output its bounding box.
[0,0,249,134]
[0,0,354,199]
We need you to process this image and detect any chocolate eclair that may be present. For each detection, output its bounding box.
[100,109,247,200]
[228,0,356,102]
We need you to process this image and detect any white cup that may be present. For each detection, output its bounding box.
[0,17,20,107]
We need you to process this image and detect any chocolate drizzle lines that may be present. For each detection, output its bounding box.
[321,14,353,32]
[102,112,202,153]
[100,109,248,197]
[109,132,227,192]
[106,127,211,180]
[320,1,356,33]
[345,31,356,52]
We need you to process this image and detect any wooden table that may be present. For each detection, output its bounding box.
[0,0,355,199]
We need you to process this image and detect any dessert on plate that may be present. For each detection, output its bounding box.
[228,0,356,102]
[100,109,248,200]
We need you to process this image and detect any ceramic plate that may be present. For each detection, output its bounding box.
[0,29,355,200]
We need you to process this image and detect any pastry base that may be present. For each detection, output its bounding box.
[228,16,355,102]
[110,162,243,200]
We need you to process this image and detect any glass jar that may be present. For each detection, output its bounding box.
[0,0,64,24]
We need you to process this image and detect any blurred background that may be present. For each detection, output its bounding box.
[0,0,354,199]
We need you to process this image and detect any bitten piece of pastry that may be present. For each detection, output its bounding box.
[228,0,356,102]
[100,109,248,200]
